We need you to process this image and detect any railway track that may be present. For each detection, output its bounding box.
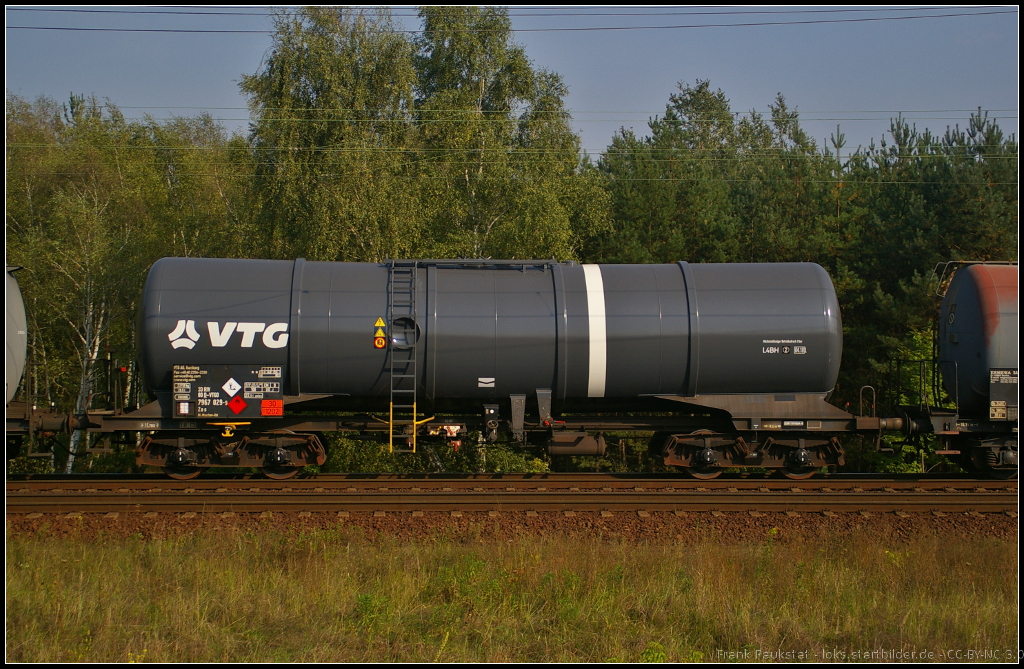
[6,473,1018,515]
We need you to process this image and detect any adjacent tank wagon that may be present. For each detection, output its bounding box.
[932,262,1018,477]
[6,267,28,406]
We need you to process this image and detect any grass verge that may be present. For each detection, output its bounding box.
[6,526,1017,662]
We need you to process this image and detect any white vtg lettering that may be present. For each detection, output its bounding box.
[169,321,289,349]
[763,346,779,354]
[236,322,265,347]
[208,322,236,346]
[262,323,289,348]
[220,322,289,348]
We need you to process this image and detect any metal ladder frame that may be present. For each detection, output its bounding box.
[387,261,428,453]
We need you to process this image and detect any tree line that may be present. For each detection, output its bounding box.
[6,7,1018,466]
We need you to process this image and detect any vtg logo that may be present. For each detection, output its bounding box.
[168,320,201,349]
[168,321,289,349]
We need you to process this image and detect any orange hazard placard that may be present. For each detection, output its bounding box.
[374,336,387,349]
[261,399,284,416]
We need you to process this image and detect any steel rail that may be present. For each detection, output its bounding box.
[6,472,1017,492]
[7,482,1017,515]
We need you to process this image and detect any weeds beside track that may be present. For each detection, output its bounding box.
[5,529,1018,663]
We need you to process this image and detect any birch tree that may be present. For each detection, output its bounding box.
[241,7,421,261]
[413,6,607,259]
[6,94,236,469]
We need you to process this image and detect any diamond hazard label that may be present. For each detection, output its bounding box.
[227,395,247,414]
[222,378,241,396]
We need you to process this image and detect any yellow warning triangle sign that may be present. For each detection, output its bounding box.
[374,328,386,337]
[374,317,386,327]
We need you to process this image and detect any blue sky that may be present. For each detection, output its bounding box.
[5,6,1019,156]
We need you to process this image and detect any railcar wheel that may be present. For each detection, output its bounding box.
[261,466,300,480]
[162,466,202,480]
[988,468,1017,481]
[685,466,722,480]
[779,467,817,480]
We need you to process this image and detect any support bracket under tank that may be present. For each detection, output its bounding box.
[656,393,856,432]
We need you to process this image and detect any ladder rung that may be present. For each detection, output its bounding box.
[391,389,416,394]
[391,374,415,378]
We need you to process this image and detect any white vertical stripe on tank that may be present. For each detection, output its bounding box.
[582,264,607,398]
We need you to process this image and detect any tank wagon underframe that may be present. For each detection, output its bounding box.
[12,389,900,479]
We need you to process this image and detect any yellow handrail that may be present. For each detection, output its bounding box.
[388,402,431,454]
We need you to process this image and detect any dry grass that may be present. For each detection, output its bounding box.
[6,525,1018,662]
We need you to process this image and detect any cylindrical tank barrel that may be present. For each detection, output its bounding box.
[139,258,842,408]
[938,263,1018,418]
[6,267,28,405]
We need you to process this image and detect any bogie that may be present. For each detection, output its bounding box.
[138,432,326,478]
[658,432,843,479]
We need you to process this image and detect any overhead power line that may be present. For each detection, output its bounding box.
[142,4,1015,9]
[58,105,1019,115]
[6,6,1008,18]
[8,9,1017,34]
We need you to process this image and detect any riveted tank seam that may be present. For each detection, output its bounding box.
[288,258,305,397]
[426,265,438,402]
[677,261,699,397]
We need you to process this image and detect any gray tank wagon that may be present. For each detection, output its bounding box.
[129,258,857,478]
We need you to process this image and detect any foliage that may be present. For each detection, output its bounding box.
[319,434,549,474]
[6,455,54,475]
[240,7,420,261]
[412,6,608,259]
[239,6,607,262]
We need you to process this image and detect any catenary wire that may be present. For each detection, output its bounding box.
[5,6,1009,18]
[7,10,1018,34]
